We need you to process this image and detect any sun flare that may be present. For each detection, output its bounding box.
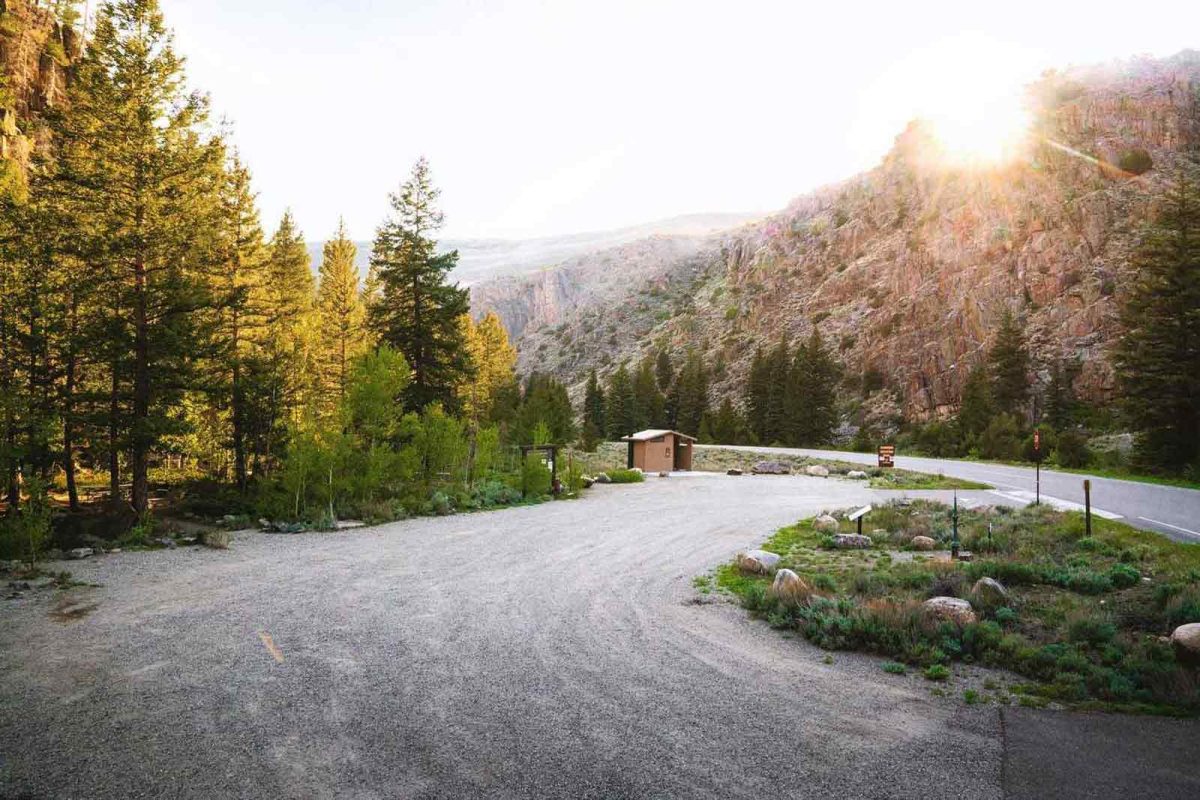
[920,86,1032,165]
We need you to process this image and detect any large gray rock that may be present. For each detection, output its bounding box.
[923,596,977,626]
[805,465,831,478]
[202,530,231,550]
[1170,623,1200,667]
[833,534,872,549]
[752,461,791,475]
[813,514,839,533]
[594,473,612,484]
[67,548,93,560]
[972,577,1008,606]
[910,535,936,551]
[846,470,869,479]
[769,569,811,603]
[737,549,781,574]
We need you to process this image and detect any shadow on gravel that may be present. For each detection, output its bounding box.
[49,597,99,623]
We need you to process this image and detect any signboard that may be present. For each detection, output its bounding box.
[847,505,873,522]
[877,444,895,468]
[1033,429,1042,458]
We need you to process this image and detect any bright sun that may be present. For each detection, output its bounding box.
[854,35,1039,167]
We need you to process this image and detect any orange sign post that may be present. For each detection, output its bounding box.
[877,445,895,468]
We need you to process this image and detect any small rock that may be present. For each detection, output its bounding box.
[972,577,1008,605]
[833,533,872,549]
[335,520,366,530]
[910,535,936,551]
[805,465,831,478]
[109,548,122,554]
[737,549,781,574]
[594,473,612,484]
[846,470,868,479]
[657,471,669,478]
[67,547,94,560]
[769,569,811,603]
[1170,623,1200,667]
[726,468,743,476]
[923,596,977,626]
[202,530,231,550]
[179,536,198,545]
[813,514,839,533]
[258,518,271,529]
[154,537,178,549]
[582,477,595,489]
[752,461,791,475]
[955,551,974,562]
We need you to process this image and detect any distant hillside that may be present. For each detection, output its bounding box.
[304,212,760,288]
[469,51,1200,419]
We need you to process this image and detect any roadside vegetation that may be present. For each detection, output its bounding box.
[714,500,1200,714]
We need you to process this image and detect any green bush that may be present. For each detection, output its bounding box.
[979,414,1023,461]
[1107,562,1141,589]
[1117,148,1153,175]
[1067,616,1117,645]
[881,661,907,674]
[923,664,950,681]
[606,468,645,484]
[0,476,52,562]
[1054,429,1091,468]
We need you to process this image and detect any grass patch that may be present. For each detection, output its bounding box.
[868,470,989,490]
[606,468,646,484]
[717,499,1200,714]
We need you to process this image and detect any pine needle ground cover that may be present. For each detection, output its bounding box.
[713,500,1200,714]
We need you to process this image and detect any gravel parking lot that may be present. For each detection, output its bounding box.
[2,474,1197,799]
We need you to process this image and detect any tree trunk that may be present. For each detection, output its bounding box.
[131,255,150,515]
[231,313,247,492]
[108,359,120,508]
[62,295,79,511]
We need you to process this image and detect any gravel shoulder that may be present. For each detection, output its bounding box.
[2,474,1197,799]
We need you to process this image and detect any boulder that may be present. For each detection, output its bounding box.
[910,535,936,551]
[582,477,595,489]
[202,530,231,550]
[846,470,868,479]
[923,596,977,626]
[657,471,669,478]
[726,469,743,476]
[67,547,93,560]
[737,549,781,574]
[972,577,1008,606]
[833,534,872,549]
[594,473,612,484]
[752,461,791,475]
[258,518,271,529]
[805,465,831,478]
[1170,623,1200,667]
[769,569,811,603]
[813,514,839,533]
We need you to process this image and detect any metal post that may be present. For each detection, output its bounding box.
[1035,459,1040,506]
[857,515,863,537]
[951,490,960,560]
[1084,479,1092,537]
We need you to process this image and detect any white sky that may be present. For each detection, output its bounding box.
[158,0,1199,241]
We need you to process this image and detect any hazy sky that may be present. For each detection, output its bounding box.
[157,0,1198,242]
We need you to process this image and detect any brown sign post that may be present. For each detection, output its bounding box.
[877,445,895,468]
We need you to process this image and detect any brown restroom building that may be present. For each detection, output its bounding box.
[619,429,696,473]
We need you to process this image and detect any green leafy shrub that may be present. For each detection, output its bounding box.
[1117,148,1153,175]
[606,468,645,484]
[1107,563,1141,589]
[882,661,907,675]
[1067,616,1117,645]
[1054,429,1091,468]
[0,476,52,562]
[923,664,950,681]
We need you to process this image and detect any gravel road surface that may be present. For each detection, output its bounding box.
[2,474,1197,799]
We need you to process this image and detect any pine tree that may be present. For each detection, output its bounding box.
[958,363,994,447]
[45,0,225,512]
[581,368,605,450]
[262,210,316,440]
[1114,156,1200,472]
[459,312,516,424]
[673,352,709,437]
[745,347,769,444]
[707,397,747,445]
[514,373,575,445]
[654,349,674,393]
[605,363,637,439]
[632,356,665,430]
[791,329,841,445]
[316,218,368,411]
[988,309,1030,419]
[368,158,470,412]
[1044,358,1081,431]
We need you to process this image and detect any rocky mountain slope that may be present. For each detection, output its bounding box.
[304,212,759,288]
[471,51,1200,419]
[0,0,76,195]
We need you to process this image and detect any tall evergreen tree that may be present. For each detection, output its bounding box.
[459,312,516,424]
[514,373,575,445]
[262,210,317,437]
[707,397,748,445]
[581,368,605,450]
[958,363,994,446]
[605,363,637,439]
[632,356,665,430]
[1044,358,1081,431]
[45,0,225,512]
[654,349,674,393]
[1114,156,1200,472]
[791,329,841,445]
[316,218,368,411]
[988,309,1030,419]
[745,347,770,444]
[368,158,470,412]
[672,352,709,436]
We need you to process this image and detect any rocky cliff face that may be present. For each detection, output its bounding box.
[471,51,1200,417]
[0,0,76,194]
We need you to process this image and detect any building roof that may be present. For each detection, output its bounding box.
[619,429,698,442]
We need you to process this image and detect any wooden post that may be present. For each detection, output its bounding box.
[1084,479,1092,537]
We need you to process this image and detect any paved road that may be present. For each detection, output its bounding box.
[2,476,1198,799]
[705,445,1200,544]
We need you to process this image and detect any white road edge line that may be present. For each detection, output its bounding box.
[987,490,1123,520]
[1136,517,1200,539]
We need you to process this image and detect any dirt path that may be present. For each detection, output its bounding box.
[1,475,1197,798]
